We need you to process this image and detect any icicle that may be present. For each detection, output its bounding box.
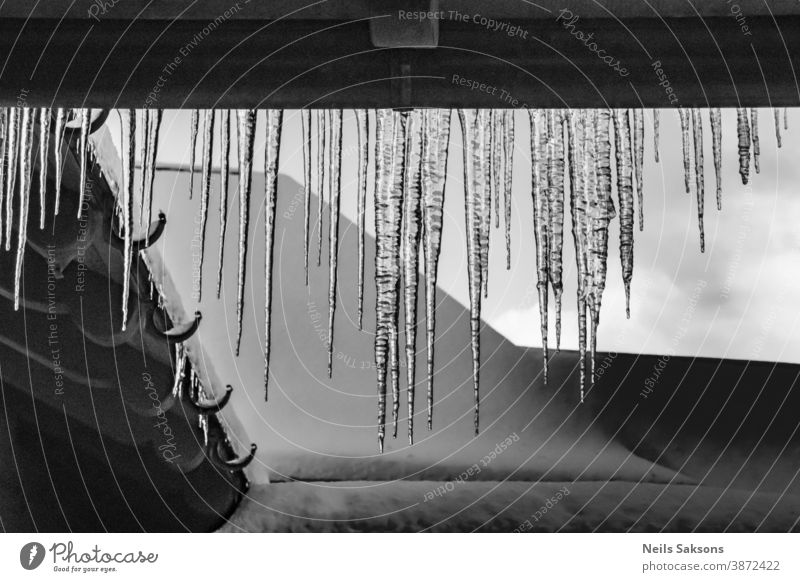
[401,109,423,444]
[327,110,342,378]
[0,109,6,234]
[784,107,789,130]
[188,109,199,199]
[633,108,644,230]
[710,108,722,211]
[235,109,257,357]
[736,108,751,185]
[502,109,515,270]
[316,110,326,267]
[263,109,283,400]
[692,108,705,253]
[356,109,369,329]
[373,109,405,452]
[302,109,312,286]
[653,109,660,163]
[120,110,136,331]
[197,109,215,302]
[491,109,502,229]
[421,108,451,430]
[76,108,91,220]
[459,109,485,434]
[13,108,34,311]
[216,110,230,299]
[143,109,162,243]
[4,107,20,250]
[774,108,782,148]
[529,109,549,384]
[38,108,51,229]
[678,108,692,195]
[53,108,66,217]
[478,110,492,299]
[750,108,760,174]
[587,109,616,383]
[546,110,565,350]
[137,109,150,231]
[566,111,589,401]
[612,109,634,318]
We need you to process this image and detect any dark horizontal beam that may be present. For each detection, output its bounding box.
[0,16,798,109]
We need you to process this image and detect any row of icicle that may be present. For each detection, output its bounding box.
[0,106,789,451]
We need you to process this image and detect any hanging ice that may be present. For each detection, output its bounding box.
[263,109,283,400]
[196,109,215,302]
[612,109,634,318]
[401,109,423,444]
[143,109,162,244]
[216,110,230,299]
[710,108,722,210]
[13,108,34,311]
[356,109,369,329]
[528,109,550,384]
[137,110,150,232]
[0,109,6,234]
[234,109,257,356]
[38,108,51,230]
[750,108,760,174]
[420,108,451,430]
[774,108,782,148]
[188,109,199,199]
[692,108,705,253]
[491,109,502,230]
[53,108,67,217]
[546,109,565,349]
[120,110,136,331]
[302,109,312,286]
[633,108,644,230]
[76,109,91,221]
[478,110,492,299]
[653,109,660,163]
[502,109,515,270]
[4,107,19,250]
[373,109,405,451]
[327,110,343,378]
[316,110,326,268]
[736,108,751,185]
[679,108,692,195]
[459,109,485,434]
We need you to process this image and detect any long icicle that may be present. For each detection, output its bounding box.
[76,108,91,221]
[216,109,230,298]
[356,109,369,328]
[302,109,312,286]
[316,110,326,267]
[459,109,484,434]
[653,109,660,163]
[13,108,34,311]
[143,109,162,244]
[633,108,644,230]
[679,108,692,195]
[38,108,51,229]
[53,108,67,217]
[613,109,634,318]
[374,109,405,451]
[567,110,589,401]
[327,110,343,378]
[121,109,136,331]
[4,107,19,250]
[710,108,723,210]
[750,108,760,174]
[401,109,423,444]
[235,109,257,356]
[188,109,199,199]
[478,110,492,299]
[197,109,215,302]
[492,109,502,229]
[529,109,550,384]
[546,110,565,350]
[0,109,6,234]
[737,108,751,185]
[263,109,283,400]
[774,108,782,148]
[421,108,451,430]
[503,109,515,270]
[137,109,150,231]
[692,108,705,253]
[389,112,407,439]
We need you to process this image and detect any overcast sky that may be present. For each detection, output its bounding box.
[109,107,800,364]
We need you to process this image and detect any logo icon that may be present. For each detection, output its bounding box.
[20,542,46,570]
